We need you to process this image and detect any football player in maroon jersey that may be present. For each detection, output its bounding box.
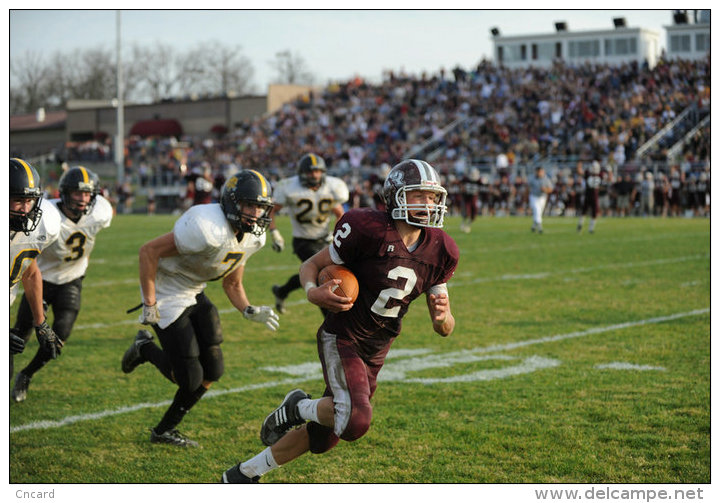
[222,159,459,483]
[577,161,603,234]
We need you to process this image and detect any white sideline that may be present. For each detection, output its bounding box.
[10,308,709,434]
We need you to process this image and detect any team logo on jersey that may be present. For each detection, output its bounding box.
[387,245,395,253]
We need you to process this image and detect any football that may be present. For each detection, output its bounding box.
[317,264,359,303]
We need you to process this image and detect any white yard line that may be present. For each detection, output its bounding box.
[452,253,708,284]
[73,253,708,331]
[11,308,708,434]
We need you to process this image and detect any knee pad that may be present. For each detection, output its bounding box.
[173,357,204,393]
[191,299,223,346]
[307,421,340,454]
[200,344,224,382]
[51,308,79,341]
[339,402,372,442]
[54,281,83,312]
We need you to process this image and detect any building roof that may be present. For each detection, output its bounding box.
[10,110,67,132]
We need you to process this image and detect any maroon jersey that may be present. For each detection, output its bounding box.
[324,208,458,349]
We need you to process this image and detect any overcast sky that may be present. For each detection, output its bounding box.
[9,8,676,93]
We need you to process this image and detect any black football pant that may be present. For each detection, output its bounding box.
[13,278,83,378]
[145,293,224,434]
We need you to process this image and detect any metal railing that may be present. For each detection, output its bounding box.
[634,105,701,159]
[666,114,710,161]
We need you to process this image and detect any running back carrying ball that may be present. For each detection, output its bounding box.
[317,264,359,303]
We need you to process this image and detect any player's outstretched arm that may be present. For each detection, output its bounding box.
[224,266,279,331]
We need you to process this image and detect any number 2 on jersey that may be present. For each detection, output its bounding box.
[332,223,417,318]
[371,266,417,318]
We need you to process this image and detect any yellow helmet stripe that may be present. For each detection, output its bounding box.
[309,154,318,167]
[79,166,89,184]
[248,169,268,197]
[13,158,35,188]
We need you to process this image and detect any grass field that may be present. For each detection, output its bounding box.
[8,213,710,486]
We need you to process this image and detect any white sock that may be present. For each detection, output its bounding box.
[240,447,279,478]
[589,219,596,232]
[578,216,584,227]
[297,397,320,422]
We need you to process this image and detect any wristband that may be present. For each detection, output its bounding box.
[304,281,317,293]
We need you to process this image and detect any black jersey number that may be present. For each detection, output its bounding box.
[209,252,244,281]
[10,249,40,287]
[295,198,334,225]
[64,232,88,262]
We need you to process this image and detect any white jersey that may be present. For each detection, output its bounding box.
[273,175,349,239]
[10,199,62,305]
[152,203,266,329]
[37,195,113,284]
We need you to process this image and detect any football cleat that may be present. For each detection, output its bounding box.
[12,371,31,403]
[150,428,199,448]
[271,285,286,314]
[221,464,260,483]
[260,389,310,446]
[121,330,153,374]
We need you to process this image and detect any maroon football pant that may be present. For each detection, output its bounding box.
[307,329,392,454]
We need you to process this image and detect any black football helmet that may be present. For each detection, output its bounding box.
[382,159,448,228]
[59,166,100,219]
[10,158,44,234]
[297,153,326,188]
[221,169,273,236]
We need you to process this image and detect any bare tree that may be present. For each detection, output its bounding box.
[10,50,50,114]
[75,48,117,100]
[9,40,259,114]
[270,50,315,85]
[185,40,256,96]
[130,42,179,102]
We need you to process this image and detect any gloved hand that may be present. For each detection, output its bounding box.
[35,320,63,359]
[243,305,280,331]
[325,232,334,244]
[139,303,160,325]
[10,329,25,355]
[270,229,285,253]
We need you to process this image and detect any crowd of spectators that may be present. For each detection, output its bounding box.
[59,55,710,217]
